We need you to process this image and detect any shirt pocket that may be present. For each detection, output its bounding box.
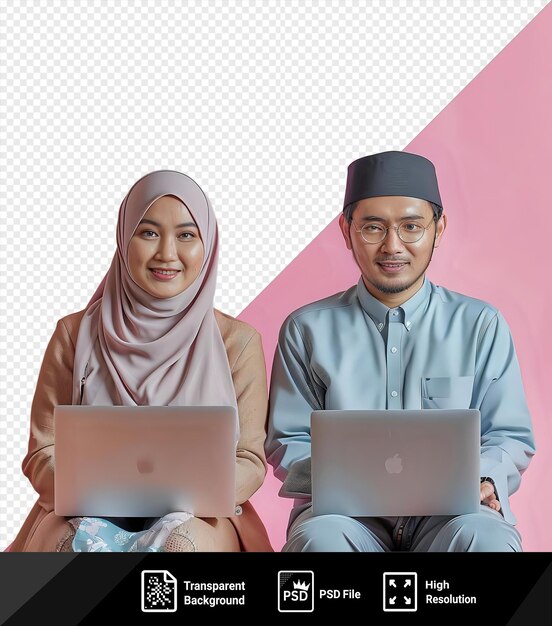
[421,375,474,409]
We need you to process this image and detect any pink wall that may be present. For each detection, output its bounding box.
[241,3,552,551]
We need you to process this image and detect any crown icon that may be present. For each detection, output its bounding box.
[293,580,310,591]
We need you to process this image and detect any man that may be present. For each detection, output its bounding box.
[265,151,535,552]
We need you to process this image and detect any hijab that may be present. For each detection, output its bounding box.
[71,170,237,414]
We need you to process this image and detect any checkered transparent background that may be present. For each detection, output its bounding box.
[1,0,547,545]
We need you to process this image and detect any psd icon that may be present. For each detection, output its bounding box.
[278,570,314,612]
[141,570,178,612]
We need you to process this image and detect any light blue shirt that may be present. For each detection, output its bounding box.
[265,277,535,525]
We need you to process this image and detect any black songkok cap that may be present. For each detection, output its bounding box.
[343,151,442,209]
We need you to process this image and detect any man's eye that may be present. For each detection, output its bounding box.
[402,223,422,232]
[364,224,385,232]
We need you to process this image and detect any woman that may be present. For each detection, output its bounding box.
[11,170,272,552]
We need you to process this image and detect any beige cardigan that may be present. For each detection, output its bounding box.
[11,308,273,552]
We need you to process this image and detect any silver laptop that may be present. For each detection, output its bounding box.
[54,405,237,518]
[311,409,480,517]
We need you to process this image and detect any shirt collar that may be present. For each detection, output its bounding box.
[356,276,431,332]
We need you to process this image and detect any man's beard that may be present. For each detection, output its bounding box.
[369,266,427,294]
[361,232,436,295]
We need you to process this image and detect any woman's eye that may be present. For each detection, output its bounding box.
[142,230,157,238]
[178,232,195,240]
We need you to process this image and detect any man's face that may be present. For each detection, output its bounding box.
[339,196,446,304]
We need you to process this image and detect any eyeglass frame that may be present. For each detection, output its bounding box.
[350,214,437,244]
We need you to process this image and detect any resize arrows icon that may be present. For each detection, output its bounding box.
[383,572,417,612]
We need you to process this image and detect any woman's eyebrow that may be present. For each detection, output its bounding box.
[139,218,198,228]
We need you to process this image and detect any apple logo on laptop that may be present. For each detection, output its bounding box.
[385,453,403,474]
[136,458,154,474]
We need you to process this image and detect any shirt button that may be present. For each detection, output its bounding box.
[391,347,398,353]
[391,390,398,397]
[392,310,398,316]
[378,323,384,331]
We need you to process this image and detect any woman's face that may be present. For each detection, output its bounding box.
[127,195,204,298]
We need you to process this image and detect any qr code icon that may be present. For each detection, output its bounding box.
[141,570,178,612]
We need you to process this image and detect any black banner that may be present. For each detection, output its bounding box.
[0,553,550,624]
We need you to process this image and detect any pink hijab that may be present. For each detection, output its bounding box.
[71,170,237,413]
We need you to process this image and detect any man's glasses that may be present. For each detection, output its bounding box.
[351,216,436,244]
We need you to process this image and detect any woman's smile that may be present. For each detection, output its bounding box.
[149,268,181,281]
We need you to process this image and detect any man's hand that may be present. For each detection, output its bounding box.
[480,480,501,512]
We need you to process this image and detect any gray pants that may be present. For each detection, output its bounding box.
[284,505,522,552]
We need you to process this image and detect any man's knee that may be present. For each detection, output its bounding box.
[433,512,522,552]
[284,514,384,552]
